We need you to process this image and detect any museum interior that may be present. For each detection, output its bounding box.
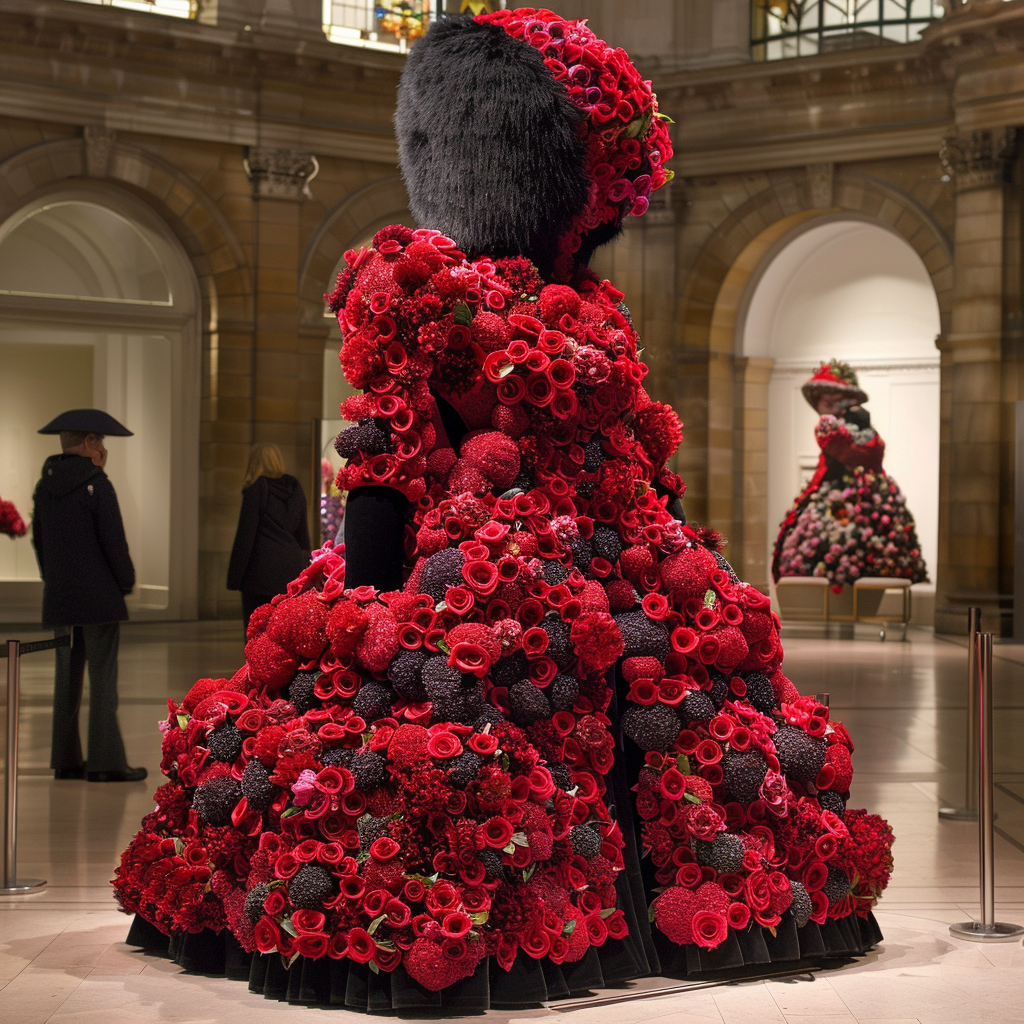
[0,1,1023,1022]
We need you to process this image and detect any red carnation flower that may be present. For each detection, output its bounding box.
[325,600,369,658]
[570,612,624,673]
[244,634,297,693]
[356,605,399,673]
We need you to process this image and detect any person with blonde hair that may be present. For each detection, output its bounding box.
[227,442,310,632]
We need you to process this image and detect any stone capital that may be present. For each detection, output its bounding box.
[244,147,319,200]
[940,127,1017,192]
[83,125,116,178]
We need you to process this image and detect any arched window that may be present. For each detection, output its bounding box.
[322,1,504,51]
[0,202,172,305]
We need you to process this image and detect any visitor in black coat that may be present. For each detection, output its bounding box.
[32,409,146,783]
[227,443,311,632]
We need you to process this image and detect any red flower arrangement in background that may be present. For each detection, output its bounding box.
[0,497,27,538]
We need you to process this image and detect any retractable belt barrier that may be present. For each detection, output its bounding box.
[949,632,1023,941]
[1,633,70,896]
[939,607,982,821]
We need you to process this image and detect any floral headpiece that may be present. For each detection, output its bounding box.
[801,359,868,409]
[477,7,674,279]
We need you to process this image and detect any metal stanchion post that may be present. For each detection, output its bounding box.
[2,640,45,895]
[940,606,981,820]
[950,633,1023,941]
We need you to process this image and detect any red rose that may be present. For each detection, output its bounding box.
[441,911,473,939]
[745,871,772,911]
[462,559,500,596]
[404,879,426,903]
[370,837,401,862]
[467,732,499,756]
[294,932,329,958]
[427,732,463,759]
[659,767,687,801]
[727,901,751,929]
[480,816,514,849]
[347,927,376,963]
[686,805,725,841]
[444,586,475,615]
[694,739,723,766]
[254,918,280,953]
[675,862,702,888]
[449,641,493,677]
[691,910,729,949]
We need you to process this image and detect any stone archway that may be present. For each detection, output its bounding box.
[676,170,953,589]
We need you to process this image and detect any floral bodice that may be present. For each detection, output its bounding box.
[815,413,884,476]
[328,225,686,553]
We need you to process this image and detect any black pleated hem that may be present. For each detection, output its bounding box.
[124,909,883,1013]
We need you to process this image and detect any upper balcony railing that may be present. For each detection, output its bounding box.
[67,0,197,18]
[752,0,946,61]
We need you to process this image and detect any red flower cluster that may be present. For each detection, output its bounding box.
[0,497,27,538]
[478,7,674,281]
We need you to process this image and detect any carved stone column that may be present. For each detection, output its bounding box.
[935,127,1017,634]
[243,146,322,497]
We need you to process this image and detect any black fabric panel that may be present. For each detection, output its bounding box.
[343,485,410,590]
[126,909,884,1011]
[433,391,469,453]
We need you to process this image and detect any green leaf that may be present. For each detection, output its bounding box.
[683,792,702,805]
[285,950,300,969]
[268,879,286,890]
[676,754,691,775]
[176,714,189,730]
[599,908,616,920]
[280,916,298,938]
[369,960,379,975]
[454,301,473,326]
[498,362,516,378]
[562,919,577,936]
[647,903,656,923]
[280,806,303,818]
[510,832,529,847]
[368,914,387,936]
[173,838,185,856]
[436,639,451,655]
[655,112,675,124]
[522,864,537,883]
[503,842,516,855]
[469,911,490,926]
[703,589,716,609]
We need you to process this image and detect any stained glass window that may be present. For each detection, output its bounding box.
[752,1,944,61]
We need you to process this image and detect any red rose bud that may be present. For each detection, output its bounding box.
[628,679,659,705]
[264,889,287,916]
[480,816,514,849]
[803,860,829,892]
[521,626,550,656]
[727,902,751,929]
[708,715,734,742]
[254,918,281,953]
[347,927,376,963]
[814,835,838,860]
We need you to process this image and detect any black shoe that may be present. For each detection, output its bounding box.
[54,765,86,780]
[87,766,148,783]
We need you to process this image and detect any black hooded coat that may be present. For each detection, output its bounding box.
[226,474,310,596]
[32,454,135,626]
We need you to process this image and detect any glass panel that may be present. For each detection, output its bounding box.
[323,0,434,51]
[751,0,965,60]
[0,202,172,305]
[67,0,196,19]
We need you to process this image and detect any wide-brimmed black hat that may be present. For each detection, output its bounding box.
[38,409,133,436]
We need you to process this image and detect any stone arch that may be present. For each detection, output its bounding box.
[298,175,412,326]
[676,169,952,588]
[0,136,251,329]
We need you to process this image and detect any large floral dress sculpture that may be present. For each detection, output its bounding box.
[773,361,928,588]
[114,11,894,1012]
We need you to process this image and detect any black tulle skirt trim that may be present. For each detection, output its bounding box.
[124,909,883,1013]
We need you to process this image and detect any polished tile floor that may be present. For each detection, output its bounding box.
[1,622,1022,1024]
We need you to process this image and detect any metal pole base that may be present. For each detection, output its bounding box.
[939,805,978,820]
[950,921,1024,942]
[0,878,46,896]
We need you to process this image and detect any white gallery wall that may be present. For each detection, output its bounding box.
[742,221,942,583]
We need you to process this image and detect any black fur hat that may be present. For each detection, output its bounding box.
[396,16,589,280]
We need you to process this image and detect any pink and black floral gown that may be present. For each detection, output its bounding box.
[773,406,928,587]
[115,228,894,1010]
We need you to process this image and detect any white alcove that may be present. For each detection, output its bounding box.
[742,220,941,595]
[0,191,200,622]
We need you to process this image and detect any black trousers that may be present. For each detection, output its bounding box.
[51,623,128,773]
